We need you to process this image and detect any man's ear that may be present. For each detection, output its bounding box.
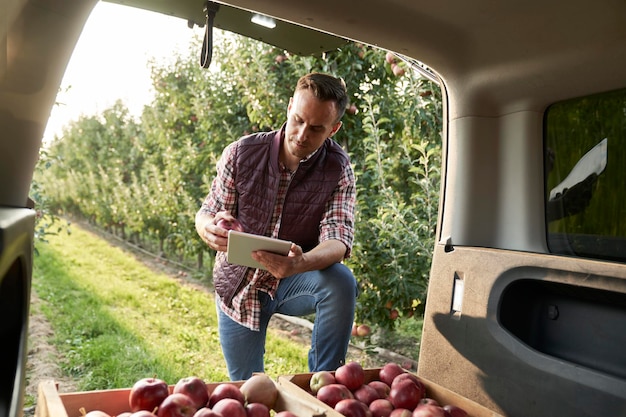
[329,121,343,137]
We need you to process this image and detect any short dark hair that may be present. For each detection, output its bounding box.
[295,73,349,122]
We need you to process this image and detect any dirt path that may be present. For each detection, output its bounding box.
[24,292,78,415]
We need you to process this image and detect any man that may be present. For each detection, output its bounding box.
[195,72,358,381]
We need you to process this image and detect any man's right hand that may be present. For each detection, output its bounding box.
[196,211,242,252]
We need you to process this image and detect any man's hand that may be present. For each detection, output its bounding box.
[252,243,304,278]
[251,239,347,278]
[196,211,241,252]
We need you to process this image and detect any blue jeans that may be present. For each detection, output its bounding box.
[216,263,358,380]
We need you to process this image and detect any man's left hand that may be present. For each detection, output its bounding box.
[252,243,304,278]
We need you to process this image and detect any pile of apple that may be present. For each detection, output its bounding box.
[81,374,295,417]
[308,362,468,417]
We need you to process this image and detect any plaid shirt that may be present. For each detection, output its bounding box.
[199,138,356,330]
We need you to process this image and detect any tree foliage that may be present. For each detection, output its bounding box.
[35,31,442,331]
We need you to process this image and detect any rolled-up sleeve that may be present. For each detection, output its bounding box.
[199,141,239,216]
[319,162,356,258]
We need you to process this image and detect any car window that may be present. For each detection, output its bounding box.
[545,88,626,262]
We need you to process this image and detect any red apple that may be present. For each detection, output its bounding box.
[353,384,382,405]
[389,379,422,410]
[391,372,421,387]
[239,374,278,410]
[245,402,271,417]
[334,399,372,417]
[351,323,359,336]
[208,383,245,407]
[216,218,244,232]
[390,409,412,417]
[412,404,447,417]
[356,324,371,337]
[335,362,365,391]
[419,398,440,407]
[317,383,354,408]
[442,405,468,417]
[391,373,425,399]
[392,65,405,77]
[368,381,390,399]
[192,409,222,417]
[379,363,405,387]
[369,399,394,417]
[129,377,169,413]
[310,370,336,395]
[211,398,246,417]
[173,377,209,410]
[157,393,197,417]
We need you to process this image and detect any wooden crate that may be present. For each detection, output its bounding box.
[35,379,332,417]
[277,369,503,417]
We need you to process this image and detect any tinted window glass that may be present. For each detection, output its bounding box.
[545,88,626,262]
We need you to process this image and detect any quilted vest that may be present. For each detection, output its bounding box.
[213,126,350,306]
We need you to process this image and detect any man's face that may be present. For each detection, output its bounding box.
[283,88,342,162]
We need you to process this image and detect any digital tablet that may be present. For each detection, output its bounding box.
[226,230,292,270]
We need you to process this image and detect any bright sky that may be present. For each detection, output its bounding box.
[43,1,203,143]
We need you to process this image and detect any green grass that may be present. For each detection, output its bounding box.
[31,223,309,392]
